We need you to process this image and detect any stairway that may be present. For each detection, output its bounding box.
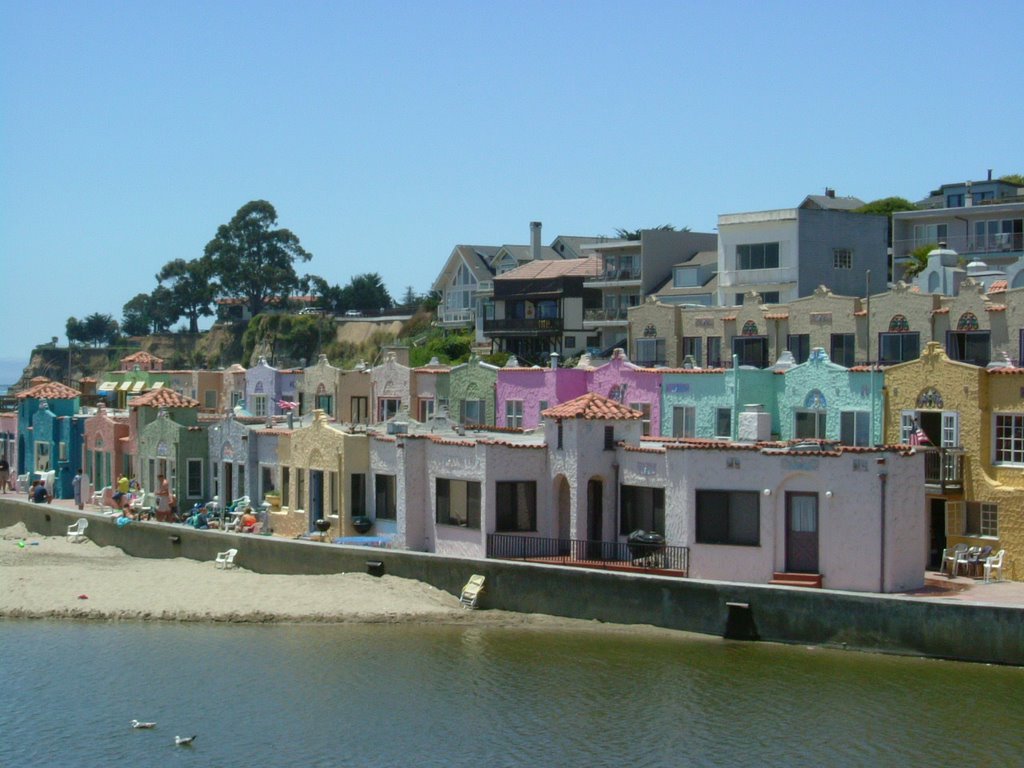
[770,572,823,588]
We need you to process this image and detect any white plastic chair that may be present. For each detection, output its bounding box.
[984,550,1005,583]
[215,548,238,569]
[67,518,89,543]
[459,574,485,609]
[954,546,978,578]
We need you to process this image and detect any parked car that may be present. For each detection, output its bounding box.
[344,309,363,317]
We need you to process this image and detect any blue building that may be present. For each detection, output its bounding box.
[15,379,83,498]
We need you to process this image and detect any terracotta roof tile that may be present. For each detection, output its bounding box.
[121,350,164,364]
[542,392,642,421]
[985,304,1007,312]
[988,280,1008,294]
[764,313,789,320]
[129,388,200,409]
[931,307,950,315]
[16,380,81,400]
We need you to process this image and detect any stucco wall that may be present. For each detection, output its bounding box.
[448,360,498,425]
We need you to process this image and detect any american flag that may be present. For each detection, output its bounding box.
[909,425,931,446]
[276,400,298,412]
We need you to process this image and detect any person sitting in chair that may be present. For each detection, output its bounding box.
[239,506,258,533]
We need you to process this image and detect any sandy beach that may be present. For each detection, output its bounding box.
[0,522,667,634]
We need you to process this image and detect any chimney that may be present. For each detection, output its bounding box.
[988,169,993,181]
[825,188,835,198]
[549,352,559,369]
[530,221,542,261]
[965,180,973,207]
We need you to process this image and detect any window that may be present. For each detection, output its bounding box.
[329,471,339,517]
[260,465,274,498]
[619,486,665,535]
[946,331,991,366]
[496,481,536,531]
[212,462,220,497]
[461,399,486,425]
[794,410,827,439]
[715,408,732,438]
[375,474,396,520]
[681,336,702,364]
[379,397,401,421]
[186,459,203,499]
[316,393,333,415]
[557,420,563,449]
[732,336,769,368]
[505,400,523,428]
[965,502,998,537]
[830,333,855,367]
[630,402,652,436]
[604,425,615,450]
[281,467,290,507]
[706,337,722,368]
[673,267,701,287]
[879,332,920,364]
[787,334,810,364]
[351,396,369,423]
[351,474,367,516]
[563,336,576,350]
[204,390,218,409]
[760,291,780,304]
[696,490,760,546]
[34,441,51,472]
[840,411,871,447]
[435,478,481,528]
[673,406,696,438]
[946,193,964,208]
[833,248,853,269]
[994,414,1024,464]
[253,394,268,417]
[913,223,948,248]
[418,399,435,422]
[736,242,780,270]
[231,391,243,407]
[634,338,666,366]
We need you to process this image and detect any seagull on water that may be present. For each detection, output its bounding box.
[130,720,156,729]
[175,735,197,746]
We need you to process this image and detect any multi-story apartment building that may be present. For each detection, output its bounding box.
[581,229,718,355]
[892,174,1024,283]
[716,191,888,307]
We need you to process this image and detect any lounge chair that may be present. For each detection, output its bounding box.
[459,574,485,609]
[66,518,88,543]
[215,548,238,569]
[942,543,968,577]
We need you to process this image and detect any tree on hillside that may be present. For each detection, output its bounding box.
[122,288,178,335]
[300,274,345,311]
[339,273,393,313]
[204,200,312,319]
[614,224,688,241]
[68,312,120,347]
[156,257,217,333]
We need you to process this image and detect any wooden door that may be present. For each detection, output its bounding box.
[785,492,819,573]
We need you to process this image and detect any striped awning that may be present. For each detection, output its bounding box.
[130,381,145,392]
[98,381,116,393]
[151,381,164,390]
[118,381,133,391]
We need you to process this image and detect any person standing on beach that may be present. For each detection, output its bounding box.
[156,474,171,518]
[72,468,84,510]
[0,455,9,493]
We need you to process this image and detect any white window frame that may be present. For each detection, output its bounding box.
[900,410,916,444]
[630,402,652,436]
[941,411,959,448]
[253,394,268,417]
[945,500,964,536]
[840,410,870,446]
[993,413,1024,465]
[505,400,523,429]
[833,248,853,269]
[673,406,696,438]
[794,409,827,440]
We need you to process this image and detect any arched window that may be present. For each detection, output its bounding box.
[803,389,827,409]
[742,320,758,336]
[888,314,909,332]
[957,312,979,331]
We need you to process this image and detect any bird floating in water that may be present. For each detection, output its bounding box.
[175,735,196,746]
[130,720,156,729]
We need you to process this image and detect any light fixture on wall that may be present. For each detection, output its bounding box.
[762,488,771,496]
[825,490,834,498]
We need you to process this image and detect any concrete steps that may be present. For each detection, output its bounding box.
[769,572,823,588]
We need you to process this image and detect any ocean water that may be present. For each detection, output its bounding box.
[1,620,1021,768]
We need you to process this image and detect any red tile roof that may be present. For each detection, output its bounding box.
[129,388,200,408]
[986,304,1007,312]
[121,350,164,364]
[764,313,789,320]
[541,392,642,420]
[16,380,81,400]
[495,256,601,280]
[988,280,1008,294]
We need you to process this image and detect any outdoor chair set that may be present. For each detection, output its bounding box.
[941,543,1005,582]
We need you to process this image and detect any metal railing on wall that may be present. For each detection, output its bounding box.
[487,533,689,576]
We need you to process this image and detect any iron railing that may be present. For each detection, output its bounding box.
[921,447,964,490]
[892,233,1024,259]
[483,318,563,334]
[487,533,689,576]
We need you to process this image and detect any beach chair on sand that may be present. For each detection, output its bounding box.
[459,575,485,609]
[67,518,88,543]
[215,548,238,569]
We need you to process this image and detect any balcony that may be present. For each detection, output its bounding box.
[893,234,1024,260]
[922,447,964,491]
[437,308,475,326]
[717,266,799,288]
[487,533,689,577]
[584,267,642,287]
[483,317,563,335]
[583,307,631,325]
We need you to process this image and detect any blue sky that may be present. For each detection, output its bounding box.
[2,0,1022,370]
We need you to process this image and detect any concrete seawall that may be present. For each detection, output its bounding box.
[4,500,1022,665]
